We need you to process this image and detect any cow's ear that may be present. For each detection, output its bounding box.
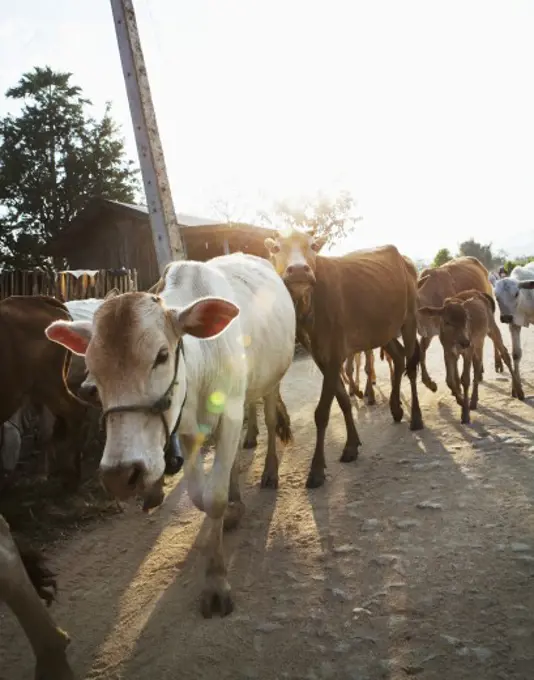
[45,320,93,356]
[417,275,430,289]
[518,280,534,290]
[264,237,280,254]
[168,296,240,339]
[311,235,327,253]
[418,305,444,317]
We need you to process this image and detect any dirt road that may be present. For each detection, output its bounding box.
[2,335,534,680]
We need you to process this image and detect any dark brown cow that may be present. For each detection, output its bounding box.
[0,515,73,679]
[417,256,504,392]
[265,229,423,488]
[419,289,523,423]
[0,296,87,487]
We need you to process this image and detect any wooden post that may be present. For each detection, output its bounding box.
[110,0,186,272]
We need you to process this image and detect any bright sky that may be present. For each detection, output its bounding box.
[1,0,533,261]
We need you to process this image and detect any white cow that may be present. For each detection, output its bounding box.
[494,261,534,396]
[46,253,296,617]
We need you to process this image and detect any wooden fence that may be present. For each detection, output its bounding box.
[0,268,138,301]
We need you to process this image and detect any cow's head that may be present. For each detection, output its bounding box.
[494,277,534,324]
[45,292,239,508]
[264,229,327,300]
[419,298,471,356]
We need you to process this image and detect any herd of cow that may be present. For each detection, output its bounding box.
[1,228,533,680]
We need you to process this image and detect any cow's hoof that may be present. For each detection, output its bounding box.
[391,406,404,423]
[200,578,234,618]
[306,469,325,489]
[461,414,471,425]
[469,401,478,411]
[260,471,279,489]
[340,445,359,463]
[242,436,258,450]
[350,388,364,399]
[223,501,245,532]
[423,379,438,393]
[409,415,424,431]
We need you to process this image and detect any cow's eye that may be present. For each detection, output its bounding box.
[153,348,169,368]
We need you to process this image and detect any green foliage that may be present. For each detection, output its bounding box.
[431,248,453,268]
[457,238,506,271]
[503,257,534,275]
[0,66,140,268]
[258,190,362,246]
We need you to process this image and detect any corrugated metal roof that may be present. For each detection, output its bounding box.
[103,199,222,228]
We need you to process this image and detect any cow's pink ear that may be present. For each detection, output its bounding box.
[45,320,93,356]
[170,297,240,339]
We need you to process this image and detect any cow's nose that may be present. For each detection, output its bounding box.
[286,263,311,276]
[99,461,146,500]
[500,315,513,324]
[78,382,99,403]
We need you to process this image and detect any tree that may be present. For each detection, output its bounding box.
[258,190,362,247]
[431,248,453,268]
[0,66,140,268]
[457,238,504,271]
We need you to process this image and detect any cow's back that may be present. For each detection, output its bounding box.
[162,254,296,405]
[0,296,71,421]
[440,257,492,296]
[312,245,415,357]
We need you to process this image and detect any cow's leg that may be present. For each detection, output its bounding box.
[510,324,523,399]
[39,371,87,491]
[493,339,504,373]
[470,344,483,411]
[260,387,280,489]
[0,517,73,680]
[420,335,438,392]
[346,353,363,398]
[460,352,472,424]
[364,350,376,405]
[224,458,245,532]
[201,415,242,618]
[444,351,463,406]
[383,339,405,424]
[489,324,524,400]
[242,402,259,449]
[369,349,377,384]
[307,364,339,488]
[336,375,361,462]
[181,433,206,512]
[401,325,424,431]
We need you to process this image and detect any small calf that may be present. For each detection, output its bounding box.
[419,290,522,424]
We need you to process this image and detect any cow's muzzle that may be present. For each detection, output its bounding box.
[500,315,513,324]
[100,461,146,501]
[283,263,316,285]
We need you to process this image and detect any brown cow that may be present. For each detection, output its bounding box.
[342,348,395,403]
[417,256,504,393]
[265,229,424,488]
[0,296,87,487]
[419,289,523,423]
[0,515,73,679]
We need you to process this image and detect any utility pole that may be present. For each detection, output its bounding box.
[110,0,186,272]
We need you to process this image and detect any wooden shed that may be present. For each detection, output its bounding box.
[44,197,277,290]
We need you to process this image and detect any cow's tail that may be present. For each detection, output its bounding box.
[405,338,421,377]
[275,393,293,444]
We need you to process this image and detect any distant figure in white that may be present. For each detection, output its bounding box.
[493,261,534,397]
[46,253,296,619]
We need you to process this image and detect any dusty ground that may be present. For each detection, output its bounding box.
[2,333,534,680]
